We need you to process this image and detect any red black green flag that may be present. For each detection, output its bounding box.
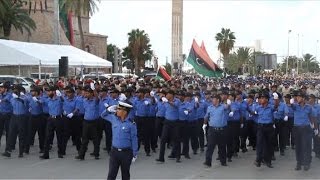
[156,66,171,81]
[187,39,223,77]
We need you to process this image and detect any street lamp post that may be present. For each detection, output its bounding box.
[286,30,292,75]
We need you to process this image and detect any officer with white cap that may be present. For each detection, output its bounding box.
[101,100,138,180]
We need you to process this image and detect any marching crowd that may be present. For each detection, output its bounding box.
[0,75,320,179]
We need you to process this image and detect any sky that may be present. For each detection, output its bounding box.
[90,0,320,66]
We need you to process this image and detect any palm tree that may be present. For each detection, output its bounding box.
[0,0,36,39]
[236,47,252,73]
[126,29,153,75]
[215,28,236,68]
[61,0,99,49]
[303,53,317,72]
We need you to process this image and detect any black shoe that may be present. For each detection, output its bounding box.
[254,161,261,167]
[24,150,29,154]
[280,151,285,156]
[184,155,191,159]
[61,152,66,156]
[271,156,276,161]
[156,158,164,163]
[95,156,100,160]
[168,155,175,159]
[176,158,181,163]
[295,165,301,171]
[221,162,227,166]
[242,148,248,153]
[303,165,310,171]
[2,152,11,157]
[228,158,232,162]
[75,155,84,160]
[18,153,23,158]
[90,152,95,156]
[39,155,49,159]
[58,154,63,158]
[146,153,151,156]
[203,162,211,168]
[252,147,256,151]
[266,163,273,168]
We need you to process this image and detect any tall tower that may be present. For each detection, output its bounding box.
[171,0,183,72]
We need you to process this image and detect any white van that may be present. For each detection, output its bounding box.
[0,75,34,92]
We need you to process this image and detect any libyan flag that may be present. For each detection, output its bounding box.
[156,66,171,81]
[187,39,223,77]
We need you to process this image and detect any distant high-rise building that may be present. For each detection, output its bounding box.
[254,40,262,52]
[171,0,183,71]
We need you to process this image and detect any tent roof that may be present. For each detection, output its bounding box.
[0,39,112,68]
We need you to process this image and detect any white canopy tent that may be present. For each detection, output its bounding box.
[0,39,112,68]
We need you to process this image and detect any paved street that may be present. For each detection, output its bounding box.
[0,138,320,179]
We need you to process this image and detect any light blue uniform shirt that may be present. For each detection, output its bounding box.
[48,97,63,116]
[0,92,12,113]
[254,104,274,124]
[292,103,312,126]
[164,98,180,121]
[101,110,138,156]
[205,103,229,128]
[83,98,99,121]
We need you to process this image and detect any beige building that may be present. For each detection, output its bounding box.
[171,0,183,71]
[2,0,110,76]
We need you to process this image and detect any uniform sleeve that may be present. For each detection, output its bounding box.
[100,109,116,123]
[130,123,138,157]
[204,106,210,119]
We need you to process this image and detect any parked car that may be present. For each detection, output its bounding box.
[0,75,35,92]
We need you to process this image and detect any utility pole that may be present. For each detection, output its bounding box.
[114,47,119,73]
[286,30,291,75]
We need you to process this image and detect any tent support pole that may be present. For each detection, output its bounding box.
[39,60,41,80]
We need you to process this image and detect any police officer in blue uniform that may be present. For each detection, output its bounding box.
[291,91,318,171]
[62,86,80,152]
[2,85,29,158]
[251,92,275,168]
[0,82,12,146]
[40,86,64,159]
[203,94,231,167]
[75,84,100,160]
[101,101,138,180]
[25,86,45,154]
[156,89,180,163]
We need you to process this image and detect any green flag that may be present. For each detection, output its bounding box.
[187,40,223,77]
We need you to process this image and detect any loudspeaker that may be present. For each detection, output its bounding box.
[59,56,68,77]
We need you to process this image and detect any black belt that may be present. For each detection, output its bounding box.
[210,127,226,131]
[112,147,132,152]
[49,115,62,119]
[257,123,273,127]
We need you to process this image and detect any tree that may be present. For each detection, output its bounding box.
[302,53,318,72]
[0,0,36,39]
[215,28,236,68]
[61,0,99,50]
[106,44,117,71]
[123,29,153,75]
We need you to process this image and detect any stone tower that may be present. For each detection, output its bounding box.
[171,0,183,71]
